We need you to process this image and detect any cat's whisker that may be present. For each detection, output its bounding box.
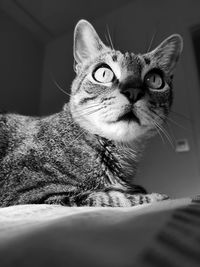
[146,29,157,53]
[165,120,176,144]
[126,145,137,157]
[52,79,71,97]
[73,59,77,72]
[69,129,86,146]
[154,120,174,148]
[166,116,186,130]
[139,109,175,147]
[154,124,165,144]
[104,34,110,48]
[81,103,103,111]
[170,110,192,121]
[117,142,137,159]
[151,120,166,144]
[106,25,114,50]
[155,111,188,131]
[148,108,165,123]
[73,105,101,116]
[76,107,104,117]
[150,108,187,132]
[134,108,166,144]
[148,113,167,143]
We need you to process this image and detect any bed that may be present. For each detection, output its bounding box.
[0,196,199,267]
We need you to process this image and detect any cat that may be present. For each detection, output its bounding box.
[0,19,183,207]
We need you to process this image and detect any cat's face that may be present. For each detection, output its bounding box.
[70,20,183,142]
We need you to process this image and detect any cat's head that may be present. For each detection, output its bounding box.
[69,19,183,143]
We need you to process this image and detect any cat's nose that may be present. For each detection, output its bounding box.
[121,88,144,103]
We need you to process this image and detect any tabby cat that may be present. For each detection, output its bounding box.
[0,20,183,207]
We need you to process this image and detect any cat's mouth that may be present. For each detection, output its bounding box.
[117,110,140,124]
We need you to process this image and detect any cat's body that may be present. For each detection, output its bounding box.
[0,105,148,206]
[0,20,183,207]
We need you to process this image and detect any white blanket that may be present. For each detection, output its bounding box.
[0,197,198,267]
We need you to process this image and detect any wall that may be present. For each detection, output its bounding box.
[40,32,74,114]
[40,0,200,197]
[0,10,44,115]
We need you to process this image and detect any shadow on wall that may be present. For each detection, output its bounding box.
[0,10,44,116]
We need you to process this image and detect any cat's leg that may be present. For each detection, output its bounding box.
[44,195,71,205]
[75,190,169,207]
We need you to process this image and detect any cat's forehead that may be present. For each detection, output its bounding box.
[99,50,143,66]
[97,50,145,79]
[121,52,143,73]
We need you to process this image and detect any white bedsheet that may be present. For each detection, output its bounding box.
[0,197,197,267]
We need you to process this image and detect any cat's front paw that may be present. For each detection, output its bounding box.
[122,192,170,206]
[145,193,170,202]
[77,191,169,207]
[83,191,133,207]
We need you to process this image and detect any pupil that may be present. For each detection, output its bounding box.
[103,70,106,77]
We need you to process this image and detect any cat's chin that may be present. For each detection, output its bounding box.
[97,120,149,143]
[71,107,151,142]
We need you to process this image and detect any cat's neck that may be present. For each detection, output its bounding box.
[62,103,146,192]
[97,135,146,188]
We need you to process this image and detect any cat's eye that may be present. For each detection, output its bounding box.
[144,71,164,90]
[93,66,114,83]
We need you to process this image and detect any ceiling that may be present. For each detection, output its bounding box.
[0,0,132,43]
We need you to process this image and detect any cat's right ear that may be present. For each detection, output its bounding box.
[73,20,108,69]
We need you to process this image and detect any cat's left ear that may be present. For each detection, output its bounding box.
[147,34,183,74]
[73,19,108,70]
